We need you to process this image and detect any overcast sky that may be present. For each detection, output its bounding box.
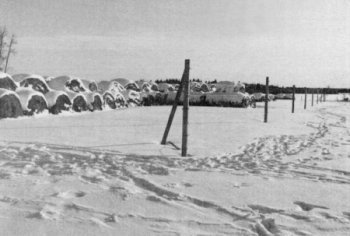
[1,0,349,87]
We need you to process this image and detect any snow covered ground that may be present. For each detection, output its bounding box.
[0,95,349,235]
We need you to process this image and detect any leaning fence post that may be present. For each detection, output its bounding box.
[304,87,307,109]
[181,60,190,157]
[264,77,269,123]
[161,60,189,145]
[292,85,295,113]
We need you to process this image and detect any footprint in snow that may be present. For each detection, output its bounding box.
[294,201,329,211]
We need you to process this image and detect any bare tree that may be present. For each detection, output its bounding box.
[0,26,8,71]
[4,34,16,73]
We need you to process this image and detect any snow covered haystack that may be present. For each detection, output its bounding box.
[44,90,71,114]
[158,83,175,93]
[47,76,91,93]
[0,72,18,91]
[97,80,125,94]
[140,91,167,106]
[122,90,141,106]
[16,88,48,115]
[165,81,252,107]
[97,80,126,109]
[0,88,23,119]
[81,79,98,92]
[14,74,50,94]
[66,91,88,112]
[276,93,293,100]
[111,78,139,91]
[84,92,103,111]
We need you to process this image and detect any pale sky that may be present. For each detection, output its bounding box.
[0,0,349,87]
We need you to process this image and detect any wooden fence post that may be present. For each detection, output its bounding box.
[292,85,295,113]
[312,90,314,106]
[304,87,307,109]
[181,60,190,157]
[161,60,190,145]
[317,89,319,104]
[264,77,269,123]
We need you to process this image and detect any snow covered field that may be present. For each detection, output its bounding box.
[0,97,349,235]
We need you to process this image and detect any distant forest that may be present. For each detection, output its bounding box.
[155,78,350,94]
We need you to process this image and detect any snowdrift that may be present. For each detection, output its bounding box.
[0,88,23,119]
[0,72,17,91]
[16,88,48,115]
[44,90,71,114]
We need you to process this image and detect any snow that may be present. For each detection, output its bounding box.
[0,88,19,100]
[0,98,349,235]
[15,87,48,110]
[0,72,12,79]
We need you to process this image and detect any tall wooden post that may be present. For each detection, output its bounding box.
[312,90,314,106]
[161,60,190,145]
[304,87,307,109]
[264,77,269,123]
[292,85,295,113]
[181,60,190,157]
[316,89,319,104]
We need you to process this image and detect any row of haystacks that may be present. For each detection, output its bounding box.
[0,73,143,119]
[0,72,287,119]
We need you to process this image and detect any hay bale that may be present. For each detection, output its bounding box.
[44,90,71,114]
[158,83,175,92]
[0,72,17,91]
[16,88,48,115]
[122,90,141,106]
[101,90,126,109]
[66,91,88,112]
[81,79,98,92]
[47,76,89,93]
[97,80,125,93]
[16,74,50,94]
[111,78,139,91]
[0,88,23,119]
[84,92,103,111]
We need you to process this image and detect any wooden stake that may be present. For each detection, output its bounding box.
[161,60,190,145]
[292,85,295,113]
[304,87,307,109]
[181,60,190,157]
[316,89,319,104]
[264,77,269,123]
[312,90,314,106]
